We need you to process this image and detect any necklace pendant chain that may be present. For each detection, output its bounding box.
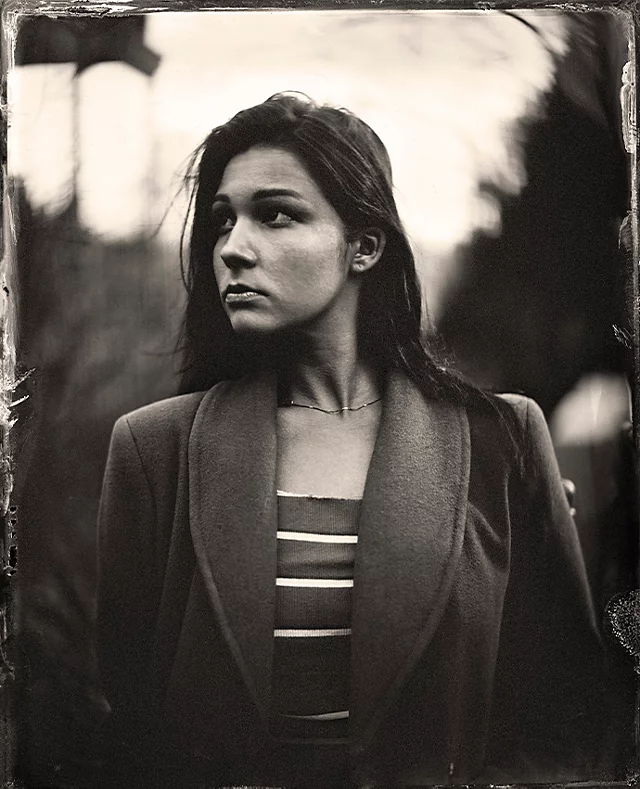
[280,396,382,415]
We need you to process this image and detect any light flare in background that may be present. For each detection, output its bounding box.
[8,63,76,215]
[77,65,152,237]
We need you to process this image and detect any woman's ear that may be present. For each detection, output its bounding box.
[350,228,386,274]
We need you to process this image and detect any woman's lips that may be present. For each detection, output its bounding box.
[225,289,265,304]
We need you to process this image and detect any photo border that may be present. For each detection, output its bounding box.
[1,1,638,785]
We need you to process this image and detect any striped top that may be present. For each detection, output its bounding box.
[271,491,361,744]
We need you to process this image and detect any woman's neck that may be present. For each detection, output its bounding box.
[277,333,383,413]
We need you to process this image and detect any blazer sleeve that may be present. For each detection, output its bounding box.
[486,396,605,782]
[96,415,159,779]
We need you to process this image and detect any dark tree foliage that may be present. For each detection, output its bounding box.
[439,12,631,415]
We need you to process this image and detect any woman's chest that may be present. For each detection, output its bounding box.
[276,406,381,498]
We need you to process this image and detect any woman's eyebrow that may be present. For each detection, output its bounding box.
[252,188,305,200]
[213,188,306,203]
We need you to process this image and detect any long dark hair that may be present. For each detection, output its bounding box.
[178,93,487,409]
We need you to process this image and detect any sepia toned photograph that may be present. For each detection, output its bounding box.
[3,4,639,786]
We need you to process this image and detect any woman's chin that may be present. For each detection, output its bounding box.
[228,314,279,336]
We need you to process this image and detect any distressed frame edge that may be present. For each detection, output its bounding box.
[0,1,638,786]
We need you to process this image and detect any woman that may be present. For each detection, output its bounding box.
[97,94,604,787]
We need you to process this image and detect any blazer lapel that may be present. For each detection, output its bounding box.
[350,370,471,752]
[188,372,278,727]
[186,369,471,747]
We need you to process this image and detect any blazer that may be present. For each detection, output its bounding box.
[96,369,604,787]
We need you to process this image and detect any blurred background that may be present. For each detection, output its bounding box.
[6,9,638,785]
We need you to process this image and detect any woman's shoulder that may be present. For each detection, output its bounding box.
[463,391,552,480]
[481,392,561,488]
[112,391,210,456]
[495,392,539,419]
[464,390,537,435]
[107,390,216,478]
[495,392,529,412]
[465,391,546,434]
[494,392,551,445]
[121,391,207,431]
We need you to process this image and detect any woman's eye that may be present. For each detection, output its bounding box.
[214,216,235,236]
[262,208,295,227]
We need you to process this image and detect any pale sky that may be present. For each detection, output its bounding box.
[8,9,568,315]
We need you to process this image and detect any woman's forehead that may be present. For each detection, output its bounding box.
[217,145,319,200]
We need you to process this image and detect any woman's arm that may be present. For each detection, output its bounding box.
[487,396,605,782]
[96,415,158,781]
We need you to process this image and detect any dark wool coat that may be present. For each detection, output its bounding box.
[96,370,604,787]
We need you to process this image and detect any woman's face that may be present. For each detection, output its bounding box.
[211,145,361,337]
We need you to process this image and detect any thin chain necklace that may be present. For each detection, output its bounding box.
[278,396,382,415]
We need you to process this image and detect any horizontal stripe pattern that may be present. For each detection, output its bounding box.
[277,530,358,543]
[274,628,351,638]
[277,490,361,502]
[276,586,352,630]
[277,541,356,580]
[276,577,353,587]
[272,495,360,739]
[284,710,349,721]
[276,494,361,534]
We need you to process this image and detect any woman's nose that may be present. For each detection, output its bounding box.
[219,223,258,269]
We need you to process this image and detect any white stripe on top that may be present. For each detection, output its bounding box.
[274,628,351,638]
[276,578,353,588]
[277,530,358,544]
[284,710,350,721]
[277,490,361,502]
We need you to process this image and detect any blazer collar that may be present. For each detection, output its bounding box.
[188,371,279,727]
[349,369,470,751]
[187,369,470,744]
